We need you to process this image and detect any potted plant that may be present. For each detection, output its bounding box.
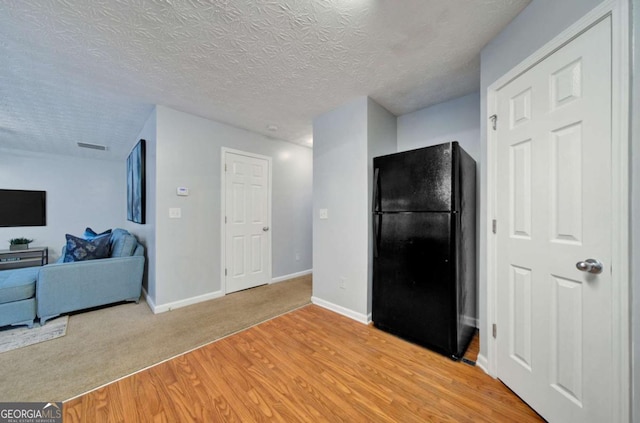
[9,238,34,251]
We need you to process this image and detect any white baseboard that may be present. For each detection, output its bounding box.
[143,269,311,314]
[311,296,371,324]
[271,269,312,284]
[476,353,490,375]
[141,286,155,311]
[152,290,225,314]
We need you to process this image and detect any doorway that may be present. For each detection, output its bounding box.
[485,2,630,422]
[221,148,272,294]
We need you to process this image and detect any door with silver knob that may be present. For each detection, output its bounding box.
[494,17,614,423]
[576,259,603,274]
[224,150,272,294]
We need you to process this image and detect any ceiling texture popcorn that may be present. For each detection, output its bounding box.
[0,0,529,159]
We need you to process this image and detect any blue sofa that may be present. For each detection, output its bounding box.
[0,267,39,328]
[36,228,145,324]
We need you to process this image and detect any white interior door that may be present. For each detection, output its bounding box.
[224,151,271,294]
[495,17,612,422]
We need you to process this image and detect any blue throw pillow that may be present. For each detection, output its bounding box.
[83,227,112,240]
[63,234,111,262]
[110,229,137,257]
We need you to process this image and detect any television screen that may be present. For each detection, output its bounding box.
[0,189,47,227]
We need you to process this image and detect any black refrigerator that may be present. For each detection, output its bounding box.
[372,142,476,360]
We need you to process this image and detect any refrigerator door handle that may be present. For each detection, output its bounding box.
[372,168,380,213]
[373,213,381,258]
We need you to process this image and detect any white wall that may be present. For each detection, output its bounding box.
[397,92,480,161]
[153,106,312,308]
[124,108,157,301]
[312,97,396,322]
[0,148,125,261]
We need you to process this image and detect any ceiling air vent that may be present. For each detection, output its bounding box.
[77,142,107,151]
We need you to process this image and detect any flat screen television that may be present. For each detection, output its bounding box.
[0,189,47,227]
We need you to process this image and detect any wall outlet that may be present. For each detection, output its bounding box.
[319,208,328,219]
[295,252,300,261]
[169,208,181,218]
[339,276,346,289]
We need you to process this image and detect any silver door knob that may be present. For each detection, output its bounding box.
[263,226,269,232]
[576,259,603,274]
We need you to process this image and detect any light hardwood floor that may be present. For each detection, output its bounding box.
[64,305,542,422]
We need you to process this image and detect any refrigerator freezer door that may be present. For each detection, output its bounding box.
[372,212,456,356]
[373,143,454,212]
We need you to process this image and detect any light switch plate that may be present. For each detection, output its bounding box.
[177,187,189,196]
[319,208,328,219]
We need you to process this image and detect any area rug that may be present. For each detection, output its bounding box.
[0,316,68,353]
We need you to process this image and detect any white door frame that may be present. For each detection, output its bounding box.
[484,0,630,421]
[220,147,273,295]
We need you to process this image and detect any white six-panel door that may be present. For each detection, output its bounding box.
[495,17,612,422]
[224,150,271,294]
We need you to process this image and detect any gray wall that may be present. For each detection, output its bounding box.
[312,97,370,319]
[397,91,480,161]
[0,148,126,261]
[124,108,157,301]
[154,106,312,307]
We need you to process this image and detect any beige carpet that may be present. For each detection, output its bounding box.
[0,275,311,402]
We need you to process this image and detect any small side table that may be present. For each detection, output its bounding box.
[0,247,48,270]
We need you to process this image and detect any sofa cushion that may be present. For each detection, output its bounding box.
[110,229,138,258]
[83,227,112,240]
[63,234,111,262]
[0,267,38,303]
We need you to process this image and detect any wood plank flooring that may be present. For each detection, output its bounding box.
[64,305,542,422]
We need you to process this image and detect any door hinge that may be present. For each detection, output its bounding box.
[492,219,497,234]
[489,114,498,130]
[492,323,497,338]
[225,268,227,276]
[225,216,227,224]
[225,163,227,172]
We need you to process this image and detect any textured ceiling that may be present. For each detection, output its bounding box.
[0,0,529,160]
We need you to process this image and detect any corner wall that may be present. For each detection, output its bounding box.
[312,97,369,320]
[124,108,157,302]
[312,97,396,322]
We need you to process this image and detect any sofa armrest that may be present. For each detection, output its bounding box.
[36,255,144,319]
